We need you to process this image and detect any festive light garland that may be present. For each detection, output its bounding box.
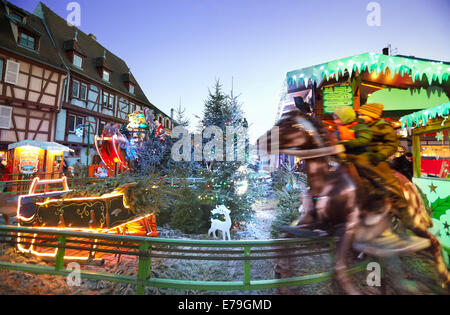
[286,52,449,90]
[400,101,450,129]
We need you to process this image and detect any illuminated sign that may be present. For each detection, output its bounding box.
[19,149,39,174]
[323,85,353,114]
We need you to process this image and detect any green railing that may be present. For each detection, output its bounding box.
[0,225,369,294]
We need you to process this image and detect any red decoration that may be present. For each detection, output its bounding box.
[95,123,129,171]
[421,159,450,178]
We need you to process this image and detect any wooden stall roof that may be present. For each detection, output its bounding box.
[8,139,73,152]
[400,101,450,129]
[286,52,450,92]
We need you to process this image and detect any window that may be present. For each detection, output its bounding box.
[102,69,110,82]
[80,83,87,100]
[102,91,114,110]
[4,60,20,85]
[102,92,108,106]
[419,130,450,179]
[72,80,80,98]
[73,54,83,68]
[68,114,84,134]
[129,84,135,95]
[0,59,3,81]
[69,148,81,157]
[10,12,23,23]
[19,32,36,50]
[9,10,24,23]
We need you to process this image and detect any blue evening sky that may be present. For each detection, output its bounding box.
[11,0,450,142]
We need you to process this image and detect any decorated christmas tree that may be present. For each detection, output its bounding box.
[197,80,255,224]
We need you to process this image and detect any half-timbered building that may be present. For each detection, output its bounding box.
[36,2,173,165]
[0,1,67,161]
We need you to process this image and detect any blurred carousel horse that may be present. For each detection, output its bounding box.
[258,109,449,294]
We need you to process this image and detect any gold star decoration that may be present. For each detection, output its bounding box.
[429,182,437,193]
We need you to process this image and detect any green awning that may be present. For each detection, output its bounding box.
[287,52,449,90]
[400,102,450,129]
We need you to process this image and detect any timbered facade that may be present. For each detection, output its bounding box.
[0,2,67,159]
[33,2,174,165]
[0,1,174,166]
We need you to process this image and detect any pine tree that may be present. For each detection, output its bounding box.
[203,80,231,130]
[175,103,190,128]
[197,80,255,224]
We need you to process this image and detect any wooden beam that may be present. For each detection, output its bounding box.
[36,73,53,104]
[24,108,30,139]
[25,65,32,102]
[10,112,20,142]
[63,103,127,124]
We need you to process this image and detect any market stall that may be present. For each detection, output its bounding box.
[7,140,73,182]
[400,101,450,264]
[286,52,449,120]
[272,50,450,170]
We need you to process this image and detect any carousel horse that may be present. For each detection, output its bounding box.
[258,109,449,294]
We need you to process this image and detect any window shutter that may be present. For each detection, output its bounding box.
[0,105,13,129]
[5,60,20,85]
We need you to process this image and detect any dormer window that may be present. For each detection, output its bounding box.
[64,31,87,69]
[73,53,83,68]
[102,69,110,82]
[10,12,24,23]
[8,7,26,23]
[18,31,37,50]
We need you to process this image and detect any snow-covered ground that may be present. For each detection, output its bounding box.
[0,199,447,295]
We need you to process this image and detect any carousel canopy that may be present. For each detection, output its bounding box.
[286,52,450,90]
[8,140,73,152]
[400,101,450,129]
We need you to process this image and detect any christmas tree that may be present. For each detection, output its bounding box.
[162,81,265,233]
[198,80,255,224]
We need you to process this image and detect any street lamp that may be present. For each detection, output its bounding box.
[75,123,91,176]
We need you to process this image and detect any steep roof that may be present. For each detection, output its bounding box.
[0,1,65,71]
[35,2,154,108]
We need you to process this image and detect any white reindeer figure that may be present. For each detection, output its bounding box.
[208,205,232,240]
